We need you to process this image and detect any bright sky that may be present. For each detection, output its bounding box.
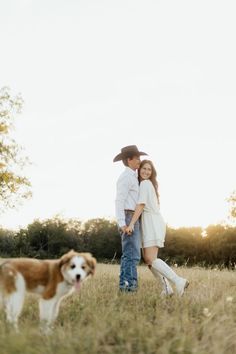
[0,0,235,230]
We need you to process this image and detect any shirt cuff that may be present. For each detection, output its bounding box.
[117,220,126,228]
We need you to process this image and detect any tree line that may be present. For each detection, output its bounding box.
[0,217,236,267]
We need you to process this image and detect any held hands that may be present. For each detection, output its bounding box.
[125,224,134,235]
[120,224,134,236]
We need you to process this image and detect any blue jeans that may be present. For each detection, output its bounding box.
[119,211,141,291]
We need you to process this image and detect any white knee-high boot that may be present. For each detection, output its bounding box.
[149,266,174,297]
[152,258,189,296]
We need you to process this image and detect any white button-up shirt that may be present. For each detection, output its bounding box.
[115,167,139,228]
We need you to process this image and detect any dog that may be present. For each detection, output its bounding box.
[0,250,96,331]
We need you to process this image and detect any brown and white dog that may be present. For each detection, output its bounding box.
[0,250,96,331]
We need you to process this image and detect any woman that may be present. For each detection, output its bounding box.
[126,160,189,296]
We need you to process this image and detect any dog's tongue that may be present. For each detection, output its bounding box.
[75,280,81,292]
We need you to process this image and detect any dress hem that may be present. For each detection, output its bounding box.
[142,240,164,248]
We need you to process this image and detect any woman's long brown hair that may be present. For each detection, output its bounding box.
[138,160,160,203]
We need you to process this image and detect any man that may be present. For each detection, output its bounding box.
[113,145,148,292]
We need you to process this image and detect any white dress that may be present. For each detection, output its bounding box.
[138,180,166,248]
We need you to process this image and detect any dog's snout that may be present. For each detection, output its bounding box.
[76,274,81,281]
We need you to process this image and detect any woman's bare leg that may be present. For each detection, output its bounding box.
[142,246,158,265]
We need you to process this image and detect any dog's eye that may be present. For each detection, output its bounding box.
[70,264,76,269]
[82,265,86,270]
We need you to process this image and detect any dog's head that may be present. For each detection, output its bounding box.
[59,250,96,292]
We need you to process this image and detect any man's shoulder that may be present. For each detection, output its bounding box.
[117,170,129,182]
[117,169,136,184]
[118,168,132,178]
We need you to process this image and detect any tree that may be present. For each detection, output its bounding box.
[227,190,236,224]
[82,218,121,260]
[0,86,32,212]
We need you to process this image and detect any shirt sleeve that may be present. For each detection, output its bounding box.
[138,180,149,205]
[115,175,131,227]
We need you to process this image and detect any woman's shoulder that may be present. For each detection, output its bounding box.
[140,179,152,185]
[140,180,152,189]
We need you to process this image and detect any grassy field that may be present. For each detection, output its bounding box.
[0,264,236,354]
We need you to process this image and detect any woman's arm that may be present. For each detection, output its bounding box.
[126,204,145,234]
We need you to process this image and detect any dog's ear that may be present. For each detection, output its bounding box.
[59,250,75,267]
[88,256,96,276]
[81,253,97,275]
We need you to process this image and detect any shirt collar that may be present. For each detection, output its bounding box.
[125,166,137,177]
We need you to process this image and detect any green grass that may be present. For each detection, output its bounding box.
[0,264,236,354]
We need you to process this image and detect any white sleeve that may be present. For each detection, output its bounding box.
[138,180,149,205]
[115,175,131,227]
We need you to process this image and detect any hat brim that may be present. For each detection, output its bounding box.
[113,151,147,162]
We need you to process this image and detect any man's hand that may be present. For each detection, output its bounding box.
[120,226,127,234]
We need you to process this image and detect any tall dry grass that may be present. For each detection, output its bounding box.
[0,264,236,354]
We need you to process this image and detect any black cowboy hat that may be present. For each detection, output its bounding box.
[113,145,148,162]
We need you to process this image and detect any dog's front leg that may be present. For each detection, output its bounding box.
[39,297,61,333]
[4,273,25,332]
